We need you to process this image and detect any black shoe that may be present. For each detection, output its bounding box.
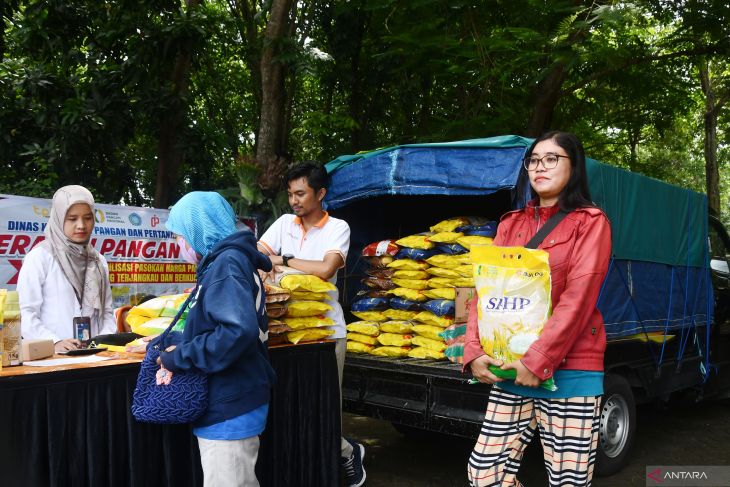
[341,438,366,487]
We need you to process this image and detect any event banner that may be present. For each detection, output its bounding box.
[0,195,196,307]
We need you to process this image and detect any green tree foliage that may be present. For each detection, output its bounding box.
[0,0,728,224]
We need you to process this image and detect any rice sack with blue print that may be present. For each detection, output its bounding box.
[472,244,556,391]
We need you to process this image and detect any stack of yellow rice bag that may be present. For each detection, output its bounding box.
[346,217,497,362]
[277,274,338,345]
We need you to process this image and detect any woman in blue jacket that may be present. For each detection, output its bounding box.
[157,191,275,487]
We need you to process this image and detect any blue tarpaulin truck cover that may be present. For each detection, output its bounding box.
[325,135,713,373]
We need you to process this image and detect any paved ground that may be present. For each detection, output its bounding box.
[343,396,730,486]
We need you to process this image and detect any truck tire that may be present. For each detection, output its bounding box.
[595,373,636,476]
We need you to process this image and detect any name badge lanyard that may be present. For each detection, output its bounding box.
[75,253,90,319]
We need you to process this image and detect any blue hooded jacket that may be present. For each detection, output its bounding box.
[160,192,275,427]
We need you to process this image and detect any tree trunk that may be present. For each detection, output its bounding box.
[524,63,568,137]
[699,61,721,216]
[153,0,201,208]
[257,0,293,167]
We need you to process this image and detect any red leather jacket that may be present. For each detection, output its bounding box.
[463,202,612,380]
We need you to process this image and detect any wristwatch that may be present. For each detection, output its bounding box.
[282,254,294,266]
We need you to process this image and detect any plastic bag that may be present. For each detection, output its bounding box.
[395,234,435,250]
[346,321,380,336]
[427,231,464,244]
[365,255,395,268]
[389,288,427,302]
[290,291,331,301]
[444,343,464,364]
[382,308,418,321]
[287,328,335,344]
[453,277,475,287]
[377,333,413,347]
[388,297,422,311]
[387,259,429,271]
[351,310,388,322]
[366,268,396,279]
[266,302,288,318]
[280,274,337,293]
[436,243,468,255]
[412,324,445,341]
[408,346,446,360]
[362,277,397,290]
[348,333,379,345]
[362,239,399,257]
[411,336,447,352]
[421,299,455,316]
[439,323,467,345]
[456,236,494,250]
[370,346,411,357]
[426,267,460,278]
[422,288,456,301]
[379,321,414,334]
[285,300,333,317]
[264,284,291,303]
[472,244,556,391]
[427,277,457,289]
[429,217,470,233]
[413,311,453,328]
[351,297,390,312]
[126,293,190,335]
[347,341,374,354]
[455,264,473,277]
[282,316,335,330]
[426,254,464,269]
[392,270,430,280]
[391,278,430,290]
[395,247,438,261]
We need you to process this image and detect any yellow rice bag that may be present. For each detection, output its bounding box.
[287,328,335,344]
[347,341,374,354]
[382,309,418,321]
[427,231,464,244]
[370,346,411,357]
[388,287,427,302]
[422,288,456,300]
[351,310,388,322]
[427,277,457,288]
[290,291,331,301]
[387,259,430,271]
[457,253,472,264]
[456,236,494,250]
[348,333,379,345]
[453,277,475,287]
[392,270,430,280]
[473,245,551,364]
[282,316,335,330]
[408,346,446,360]
[128,316,174,336]
[411,335,447,352]
[379,321,414,334]
[426,267,460,278]
[377,333,413,347]
[279,274,337,293]
[346,322,380,336]
[413,311,454,328]
[426,254,464,268]
[429,217,469,233]
[412,324,446,341]
[285,300,333,317]
[455,264,473,277]
[391,278,430,290]
[395,234,435,250]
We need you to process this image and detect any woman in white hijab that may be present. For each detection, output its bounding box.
[18,185,116,352]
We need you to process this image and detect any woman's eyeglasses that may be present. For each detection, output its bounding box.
[523,154,569,171]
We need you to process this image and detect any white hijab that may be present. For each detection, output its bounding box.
[39,185,107,314]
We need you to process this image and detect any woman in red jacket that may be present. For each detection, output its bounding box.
[464,131,612,487]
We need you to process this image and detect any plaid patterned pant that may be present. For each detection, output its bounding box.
[468,388,601,487]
